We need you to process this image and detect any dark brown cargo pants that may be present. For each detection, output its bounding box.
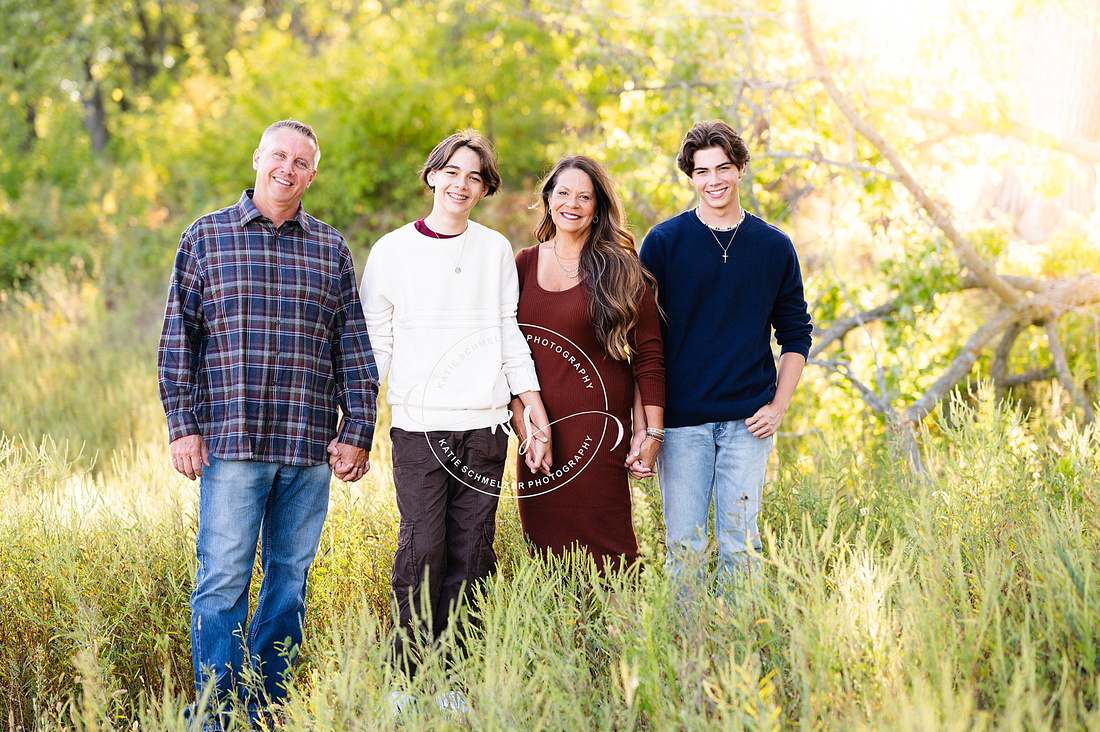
[389,425,508,676]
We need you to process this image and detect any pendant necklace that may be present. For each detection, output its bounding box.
[698,207,746,264]
[425,218,469,274]
[552,239,581,279]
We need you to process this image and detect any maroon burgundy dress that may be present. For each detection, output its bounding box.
[514,245,664,572]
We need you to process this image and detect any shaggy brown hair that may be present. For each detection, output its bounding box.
[419,129,502,196]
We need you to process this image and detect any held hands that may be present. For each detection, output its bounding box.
[511,399,552,476]
[508,397,528,445]
[327,438,370,482]
[170,434,210,480]
[169,434,370,481]
[624,431,659,479]
[525,422,553,476]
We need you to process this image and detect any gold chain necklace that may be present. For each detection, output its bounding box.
[552,240,581,279]
[698,208,746,263]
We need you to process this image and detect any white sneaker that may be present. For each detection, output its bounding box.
[385,691,418,721]
[435,690,469,722]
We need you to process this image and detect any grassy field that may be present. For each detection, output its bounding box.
[2,273,1099,730]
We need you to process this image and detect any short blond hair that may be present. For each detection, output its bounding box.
[259,119,321,168]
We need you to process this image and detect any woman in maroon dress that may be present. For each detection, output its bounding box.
[510,156,665,573]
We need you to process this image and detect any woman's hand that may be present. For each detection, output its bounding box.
[625,432,659,479]
[513,392,553,475]
[525,423,553,475]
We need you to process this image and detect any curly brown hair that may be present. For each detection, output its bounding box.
[675,119,749,177]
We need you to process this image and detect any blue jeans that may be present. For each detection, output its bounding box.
[191,455,331,706]
[657,421,773,591]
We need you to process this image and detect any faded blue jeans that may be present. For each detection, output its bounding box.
[657,421,774,594]
[191,454,330,708]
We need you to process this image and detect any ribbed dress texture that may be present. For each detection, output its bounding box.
[514,245,664,571]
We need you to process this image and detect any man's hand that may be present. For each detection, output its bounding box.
[327,439,370,482]
[170,434,210,480]
[747,352,805,440]
[746,401,785,439]
[508,397,528,445]
[625,431,658,478]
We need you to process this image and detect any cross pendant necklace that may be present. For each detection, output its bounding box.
[698,207,746,263]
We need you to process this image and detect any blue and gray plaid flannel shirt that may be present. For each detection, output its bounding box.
[158,190,378,465]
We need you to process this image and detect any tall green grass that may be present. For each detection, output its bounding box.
[2,272,1099,729]
[3,391,1099,729]
[0,266,165,471]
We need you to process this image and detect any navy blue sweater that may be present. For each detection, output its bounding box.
[639,210,812,428]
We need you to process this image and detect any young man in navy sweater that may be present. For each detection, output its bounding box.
[639,119,812,594]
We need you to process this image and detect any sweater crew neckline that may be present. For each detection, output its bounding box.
[414,219,462,239]
[689,209,755,235]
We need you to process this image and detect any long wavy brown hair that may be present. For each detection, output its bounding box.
[534,156,657,362]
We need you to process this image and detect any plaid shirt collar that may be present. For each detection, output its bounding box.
[234,189,315,236]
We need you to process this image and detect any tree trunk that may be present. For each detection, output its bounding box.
[20,100,37,152]
[82,58,109,154]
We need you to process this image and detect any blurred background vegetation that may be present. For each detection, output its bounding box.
[1,0,1097,463]
[1,0,1099,727]
[2,0,1099,458]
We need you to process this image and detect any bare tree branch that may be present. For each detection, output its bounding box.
[811,358,896,415]
[785,0,1100,466]
[759,151,898,179]
[903,308,1026,422]
[909,107,1100,164]
[1032,273,1100,314]
[809,274,1049,360]
[811,358,925,472]
[959,272,1048,293]
[810,302,898,358]
[1045,321,1096,422]
[795,0,1024,307]
[1002,367,1057,388]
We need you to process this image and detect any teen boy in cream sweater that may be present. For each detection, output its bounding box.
[358,130,551,691]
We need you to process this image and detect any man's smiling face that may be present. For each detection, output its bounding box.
[252,127,318,215]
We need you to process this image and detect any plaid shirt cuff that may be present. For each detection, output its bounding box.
[338,418,374,452]
[167,410,201,443]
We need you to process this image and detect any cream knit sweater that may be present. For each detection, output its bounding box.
[360,221,540,432]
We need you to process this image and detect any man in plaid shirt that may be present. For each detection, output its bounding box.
[158,119,377,722]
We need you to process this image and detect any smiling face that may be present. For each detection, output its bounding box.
[548,167,597,241]
[426,146,486,224]
[690,146,744,217]
[252,127,318,216]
